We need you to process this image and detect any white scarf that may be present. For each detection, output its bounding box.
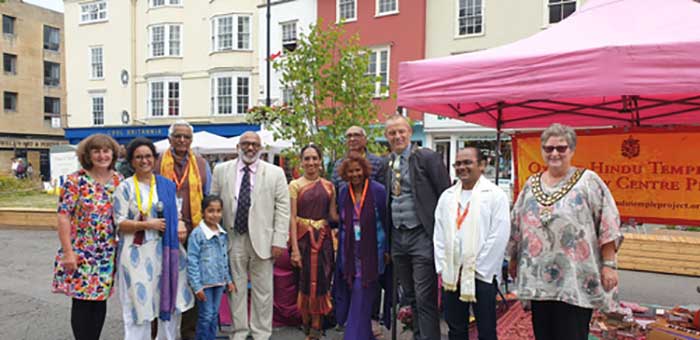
[441,176,496,302]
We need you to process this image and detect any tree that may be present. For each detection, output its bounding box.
[247,21,387,177]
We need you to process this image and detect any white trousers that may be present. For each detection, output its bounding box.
[118,265,182,340]
[122,313,181,340]
[228,232,273,340]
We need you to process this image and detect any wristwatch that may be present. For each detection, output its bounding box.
[602,260,617,269]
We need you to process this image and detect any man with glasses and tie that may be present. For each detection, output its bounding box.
[211,131,290,340]
[384,114,450,340]
[155,120,212,340]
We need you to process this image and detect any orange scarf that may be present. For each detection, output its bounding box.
[160,149,203,226]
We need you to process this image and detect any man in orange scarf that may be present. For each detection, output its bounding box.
[155,119,211,340]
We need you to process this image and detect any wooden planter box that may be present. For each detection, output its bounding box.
[618,232,700,277]
[0,208,56,230]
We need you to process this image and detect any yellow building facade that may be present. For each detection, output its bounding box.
[0,0,67,179]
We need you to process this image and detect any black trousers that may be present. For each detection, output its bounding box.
[443,279,498,340]
[392,227,440,340]
[531,301,593,340]
[71,298,107,340]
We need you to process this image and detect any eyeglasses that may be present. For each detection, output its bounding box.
[453,160,476,167]
[133,154,154,161]
[542,145,569,153]
[171,134,192,140]
[239,141,261,149]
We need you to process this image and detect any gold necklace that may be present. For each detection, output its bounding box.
[531,169,585,226]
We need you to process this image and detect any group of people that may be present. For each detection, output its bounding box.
[51,116,622,340]
[10,157,33,179]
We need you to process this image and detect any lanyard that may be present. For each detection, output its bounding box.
[456,202,470,230]
[349,179,369,219]
[172,159,190,191]
[134,174,155,217]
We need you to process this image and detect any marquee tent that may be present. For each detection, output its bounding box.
[155,131,235,155]
[228,129,293,154]
[397,0,700,129]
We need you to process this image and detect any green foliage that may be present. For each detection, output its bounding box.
[0,175,42,194]
[247,21,387,177]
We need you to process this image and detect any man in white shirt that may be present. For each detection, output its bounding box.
[433,147,510,340]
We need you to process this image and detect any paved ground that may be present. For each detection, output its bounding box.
[0,229,698,340]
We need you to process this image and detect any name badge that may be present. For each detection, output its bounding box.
[176,197,183,214]
[353,222,361,241]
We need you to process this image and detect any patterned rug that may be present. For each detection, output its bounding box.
[469,300,535,340]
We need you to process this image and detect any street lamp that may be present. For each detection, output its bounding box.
[266,0,271,107]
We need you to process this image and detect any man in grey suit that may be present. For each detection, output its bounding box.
[384,115,450,340]
[211,131,290,340]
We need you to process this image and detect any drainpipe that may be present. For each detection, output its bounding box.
[130,0,137,127]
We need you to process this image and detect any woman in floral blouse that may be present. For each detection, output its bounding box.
[52,134,123,340]
[508,123,623,340]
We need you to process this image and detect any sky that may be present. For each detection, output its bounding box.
[24,0,64,12]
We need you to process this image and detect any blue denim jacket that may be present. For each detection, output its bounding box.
[187,221,233,293]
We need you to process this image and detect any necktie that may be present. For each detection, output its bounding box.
[234,166,251,234]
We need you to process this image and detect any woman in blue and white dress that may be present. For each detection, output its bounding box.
[113,137,194,340]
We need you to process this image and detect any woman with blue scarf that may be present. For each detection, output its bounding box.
[113,137,194,340]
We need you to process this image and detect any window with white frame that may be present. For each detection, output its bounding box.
[80,1,107,24]
[90,46,103,79]
[91,95,104,126]
[151,0,181,7]
[211,14,251,52]
[281,21,297,52]
[367,47,389,97]
[148,78,180,117]
[377,0,397,15]
[237,16,250,50]
[337,0,357,22]
[457,0,483,36]
[210,73,251,115]
[149,24,181,57]
[548,0,576,24]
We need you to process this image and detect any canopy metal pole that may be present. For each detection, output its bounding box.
[494,102,504,185]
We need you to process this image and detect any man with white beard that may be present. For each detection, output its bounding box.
[211,131,290,340]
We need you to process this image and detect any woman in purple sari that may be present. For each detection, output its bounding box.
[334,152,389,340]
[289,145,339,340]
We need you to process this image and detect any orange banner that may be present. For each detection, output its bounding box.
[513,127,700,226]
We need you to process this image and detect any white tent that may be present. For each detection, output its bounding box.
[228,129,293,154]
[155,131,236,155]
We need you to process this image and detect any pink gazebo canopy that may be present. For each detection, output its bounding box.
[397,0,700,129]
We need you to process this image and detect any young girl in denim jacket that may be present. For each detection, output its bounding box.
[187,195,235,340]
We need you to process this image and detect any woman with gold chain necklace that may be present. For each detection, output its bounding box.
[508,123,623,340]
[113,137,194,340]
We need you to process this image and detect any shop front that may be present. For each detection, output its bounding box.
[423,114,513,200]
[0,133,68,181]
[63,123,260,145]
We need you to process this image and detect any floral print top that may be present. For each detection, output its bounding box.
[52,169,123,301]
[508,168,622,311]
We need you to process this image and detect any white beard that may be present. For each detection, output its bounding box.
[240,150,262,164]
